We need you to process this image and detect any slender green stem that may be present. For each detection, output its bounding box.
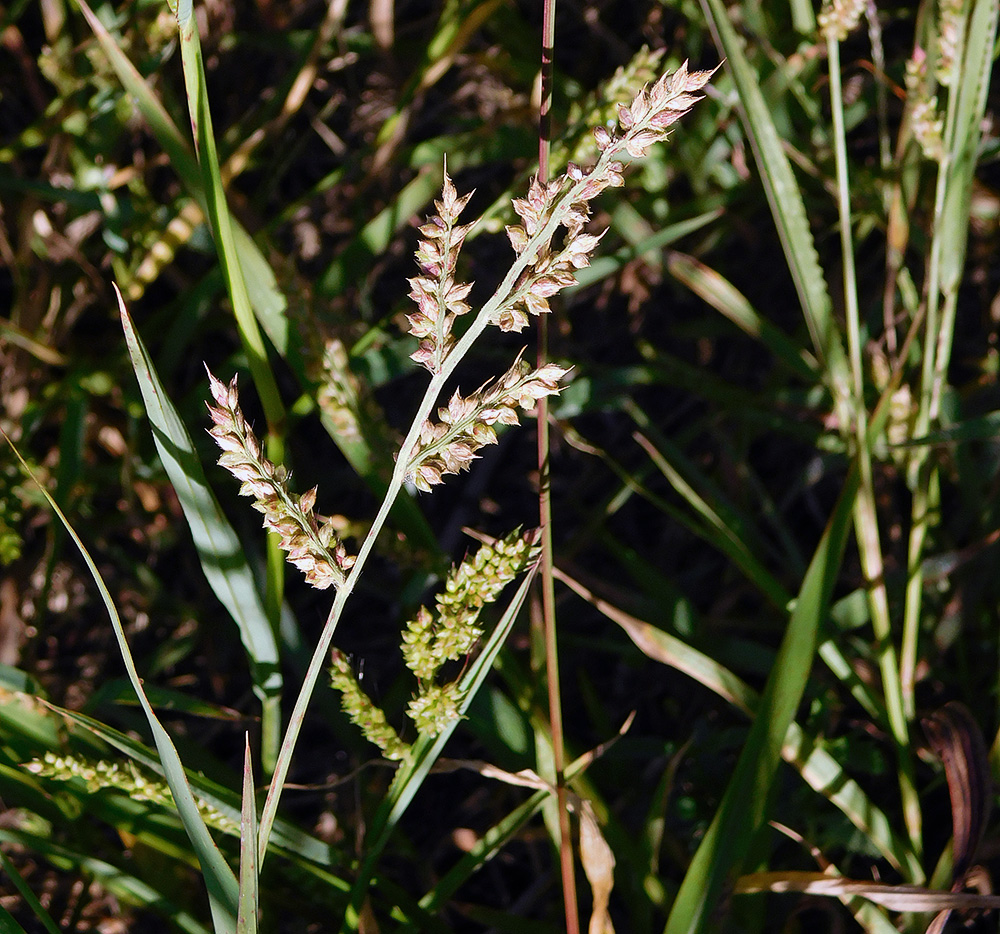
[828,37,922,864]
[900,4,970,720]
[173,0,288,777]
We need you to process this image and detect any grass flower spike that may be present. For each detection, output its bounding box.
[402,62,712,492]
[401,528,540,682]
[408,171,477,373]
[818,0,866,41]
[330,650,410,760]
[330,529,540,758]
[406,352,570,492]
[206,368,356,589]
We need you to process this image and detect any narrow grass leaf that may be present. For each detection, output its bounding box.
[631,429,788,610]
[937,0,999,297]
[172,0,284,434]
[0,847,60,934]
[73,0,290,357]
[0,829,213,934]
[567,419,883,721]
[47,703,342,873]
[664,468,859,934]
[553,566,920,880]
[1,436,239,934]
[697,0,850,397]
[401,790,548,927]
[735,871,1000,911]
[666,251,818,381]
[580,798,616,934]
[570,210,723,291]
[119,290,282,745]
[0,903,32,934]
[237,736,259,934]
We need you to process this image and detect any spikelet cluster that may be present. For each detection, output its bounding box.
[402,528,540,683]
[329,650,410,760]
[905,48,944,162]
[498,62,715,329]
[330,529,539,757]
[406,353,570,492]
[407,62,713,347]
[407,174,476,373]
[27,753,237,833]
[562,47,668,170]
[206,369,356,590]
[818,0,866,41]
[315,338,365,444]
[934,0,964,85]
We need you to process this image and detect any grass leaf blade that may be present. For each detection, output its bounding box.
[664,467,859,934]
[118,289,282,730]
[2,432,240,933]
[698,0,849,396]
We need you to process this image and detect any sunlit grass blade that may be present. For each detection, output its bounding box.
[666,251,819,381]
[72,0,291,375]
[0,903,33,934]
[118,289,282,771]
[237,736,259,934]
[402,789,548,927]
[171,0,284,433]
[569,210,723,293]
[75,0,439,558]
[902,0,1000,722]
[2,434,240,934]
[552,567,920,880]
[664,467,859,934]
[736,871,1000,913]
[698,0,850,407]
[339,561,540,933]
[936,0,998,301]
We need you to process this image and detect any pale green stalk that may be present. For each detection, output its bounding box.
[902,0,997,719]
[828,36,922,862]
[172,0,287,773]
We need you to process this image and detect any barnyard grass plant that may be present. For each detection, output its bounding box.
[5,42,711,933]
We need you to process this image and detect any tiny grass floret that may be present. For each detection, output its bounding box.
[818,0,866,41]
[408,174,477,373]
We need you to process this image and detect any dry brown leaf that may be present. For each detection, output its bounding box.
[580,799,616,934]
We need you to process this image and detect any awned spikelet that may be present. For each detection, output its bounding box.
[407,170,477,373]
[205,368,356,590]
[405,353,570,492]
